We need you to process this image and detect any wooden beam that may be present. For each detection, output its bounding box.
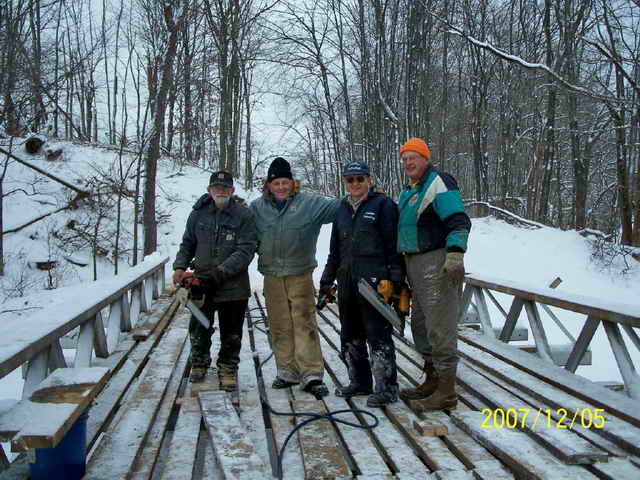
[199,391,267,479]
[93,312,109,359]
[457,335,640,451]
[22,350,48,399]
[450,411,599,479]
[465,275,640,327]
[499,298,524,343]
[12,367,110,450]
[292,399,351,479]
[602,320,640,400]
[159,397,201,480]
[456,363,608,464]
[565,316,599,373]
[523,301,554,363]
[473,288,495,338]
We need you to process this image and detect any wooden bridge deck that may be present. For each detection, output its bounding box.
[3,292,640,479]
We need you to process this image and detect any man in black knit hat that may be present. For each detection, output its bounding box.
[251,157,339,398]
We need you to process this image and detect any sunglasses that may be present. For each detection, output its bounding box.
[345,175,367,184]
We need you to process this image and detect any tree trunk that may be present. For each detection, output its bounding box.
[143,2,184,256]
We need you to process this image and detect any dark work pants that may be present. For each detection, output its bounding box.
[337,276,398,394]
[189,297,248,371]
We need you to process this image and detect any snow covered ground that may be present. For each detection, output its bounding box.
[1,140,639,460]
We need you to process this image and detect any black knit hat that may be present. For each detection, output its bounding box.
[267,157,293,182]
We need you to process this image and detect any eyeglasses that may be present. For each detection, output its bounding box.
[345,175,367,184]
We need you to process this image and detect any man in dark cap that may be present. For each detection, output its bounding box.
[319,162,403,407]
[173,171,258,386]
[251,157,339,398]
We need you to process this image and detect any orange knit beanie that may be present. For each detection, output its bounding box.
[400,138,430,160]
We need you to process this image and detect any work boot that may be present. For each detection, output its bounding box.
[302,380,329,399]
[366,387,399,408]
[335,383,373,398]
[190,366,207,383]
[413,375,457,412]
[399,362,438,401]
[218,368,237,391]
[272,377,299,389]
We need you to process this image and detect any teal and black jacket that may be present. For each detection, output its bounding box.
[397,166,471,254]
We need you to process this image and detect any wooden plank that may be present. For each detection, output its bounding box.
[255,349,306,479]
[129,340,191,480]
[199,391,267,479]
[472,461,515,480]
[12,367,110,451]
[315,314,430,474]
[434,470,475,480]
[292,399,351,479]
[464,274,640,327]
[159,397,201,480]
[131,297,175,341]
[461,361,633,460]
[413,419,448,437]
[457,337,640,456]
[385,401,467,472]
[456,363,608,464]
[459,331,640,428]
[84,310,184,451]
[84,324,188,479]
[587,457,640,480]
[321,373,391,477]
[450,411,598,479]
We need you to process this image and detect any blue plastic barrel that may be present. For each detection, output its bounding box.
[29,411,88,480]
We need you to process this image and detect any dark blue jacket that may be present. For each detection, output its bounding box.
[320,191,404,289]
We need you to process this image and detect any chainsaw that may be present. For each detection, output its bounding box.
[358,279,410,336]
[176,272,211,329]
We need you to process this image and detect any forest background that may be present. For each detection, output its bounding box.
[1,0,639,269]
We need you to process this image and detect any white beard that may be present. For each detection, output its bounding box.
[212,194,230,208]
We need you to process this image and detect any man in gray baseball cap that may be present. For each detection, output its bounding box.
[172,170,257,388]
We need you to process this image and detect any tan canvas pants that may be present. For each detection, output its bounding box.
[263,272,324,387]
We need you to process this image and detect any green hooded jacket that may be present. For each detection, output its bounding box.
[250,191,339,277]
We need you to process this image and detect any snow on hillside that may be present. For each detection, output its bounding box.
[1,140,639,426]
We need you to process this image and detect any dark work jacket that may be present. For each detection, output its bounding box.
[173,194,258,302]
[320,191,404,290]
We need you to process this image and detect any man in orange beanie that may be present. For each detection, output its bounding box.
[397,137,471,411]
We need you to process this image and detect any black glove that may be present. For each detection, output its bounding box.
[316,284,337,310]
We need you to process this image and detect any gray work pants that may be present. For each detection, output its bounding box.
[405,248,462,377]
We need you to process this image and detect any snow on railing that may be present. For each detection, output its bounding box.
[460,273,640,400]
[0,254,169,399]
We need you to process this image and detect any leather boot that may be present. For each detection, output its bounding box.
[218,368,237,391]
[399,362,438,401]
[414,375,457,412]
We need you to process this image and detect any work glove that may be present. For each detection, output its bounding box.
[172,269,186,285]
[377,280,394,304]
[316,284,336,310]
[442,252,465,286]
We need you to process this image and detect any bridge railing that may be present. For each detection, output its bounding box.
[0,254,169,399]
[460,273,640,400]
